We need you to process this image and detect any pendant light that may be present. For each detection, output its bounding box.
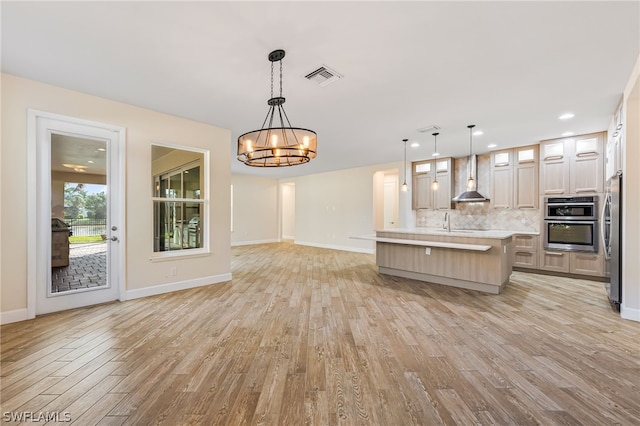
[431,132,439,191]
[466,124,476,190]
[237,49,317,167]
[401,139,408,192]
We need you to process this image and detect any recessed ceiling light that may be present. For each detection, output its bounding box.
[97,148,106,152]
[432,152,440,157]
[562,131,575,136]
[411,142,420,148]
[473,130,484,136]
[558,113,575,120]
[87,160,94,164]
[487,144,497,148]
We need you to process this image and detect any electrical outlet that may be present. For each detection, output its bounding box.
[425,247,431,255]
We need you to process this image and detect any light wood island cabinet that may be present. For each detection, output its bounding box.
[373,229,514,294]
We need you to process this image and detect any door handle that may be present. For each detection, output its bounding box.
[110,236,119,242]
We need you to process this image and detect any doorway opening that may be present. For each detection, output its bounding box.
[373,169,401,230]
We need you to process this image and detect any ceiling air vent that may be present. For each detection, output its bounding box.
[305,65,343,87]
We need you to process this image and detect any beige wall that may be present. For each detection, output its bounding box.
[289,162,404,253]
[230,174,279,245]
[1,74,231,315]
[622,54,640,321]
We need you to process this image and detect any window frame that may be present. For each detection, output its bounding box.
[150,143,209,261]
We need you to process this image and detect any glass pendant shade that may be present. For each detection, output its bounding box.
[466,176,476,190]
[237,49,317,167]
[431,132,439,191]
[401,138,408,192]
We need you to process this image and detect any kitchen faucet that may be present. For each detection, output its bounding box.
[444,212,451,232]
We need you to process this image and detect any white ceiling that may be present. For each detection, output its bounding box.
[2,1,639,179]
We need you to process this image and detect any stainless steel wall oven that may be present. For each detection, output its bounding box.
[544,196,598,252]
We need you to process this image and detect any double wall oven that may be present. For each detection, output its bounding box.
[544,195,598,252]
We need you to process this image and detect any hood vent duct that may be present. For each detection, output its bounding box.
[453,125,489,203]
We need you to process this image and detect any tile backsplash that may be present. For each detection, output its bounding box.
[416,205,540,232]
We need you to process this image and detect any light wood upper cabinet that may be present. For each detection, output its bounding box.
[490,145,538,209]
[413,174,434,209]
[490,150,513,209]
[434,158,454,210]
[411,158,453,210]
[606,98,623,180]
[539,132,604,195]
[539,141,570,195]
[571,135,604,194]
[514,146,539,208]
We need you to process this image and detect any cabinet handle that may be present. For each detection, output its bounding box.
[576,151,598,157]
[544,155,563,161]
[515,252,532,256]
[544,190,564,194]
[545,251,564,256]
[574,189,595,193]
[518,159,536,164]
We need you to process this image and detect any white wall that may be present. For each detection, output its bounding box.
[1,74,231,321]
[230,174,279,246]
[289,161,406,253]
[281,183,296,239]
[622,54,640,321]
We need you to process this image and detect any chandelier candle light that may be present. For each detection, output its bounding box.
[237,49,317,167]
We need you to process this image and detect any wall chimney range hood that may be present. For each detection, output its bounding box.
[453,155,489,202]
[453,125,489,203]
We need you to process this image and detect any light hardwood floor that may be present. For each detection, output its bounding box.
[1,242,639,425]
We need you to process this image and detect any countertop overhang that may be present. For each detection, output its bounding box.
[352,235,492,251]
[374,228,517,239]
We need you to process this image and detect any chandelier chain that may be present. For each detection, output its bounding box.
[270,61,274,99]
[279,59,283,98]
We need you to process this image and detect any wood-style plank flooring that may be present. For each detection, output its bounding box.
[2,242,639,425]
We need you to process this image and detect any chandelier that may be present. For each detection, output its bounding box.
[237,49,317,167]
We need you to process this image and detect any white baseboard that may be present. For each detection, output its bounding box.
[621,304,640,322]
[0,308,29,325]
[282,235,295,240]
[125,273,232,300]
[294,240,375,255]
[231,238,279,247]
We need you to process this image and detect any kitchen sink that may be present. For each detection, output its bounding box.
[431,229,474,234]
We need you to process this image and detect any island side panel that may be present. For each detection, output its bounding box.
[375,231,513,292]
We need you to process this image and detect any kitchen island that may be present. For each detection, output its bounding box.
[360,228,514,294]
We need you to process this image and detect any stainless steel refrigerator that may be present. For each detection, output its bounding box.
[603,173,622,310]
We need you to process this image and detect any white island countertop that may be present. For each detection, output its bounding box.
[375,228,517,240]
